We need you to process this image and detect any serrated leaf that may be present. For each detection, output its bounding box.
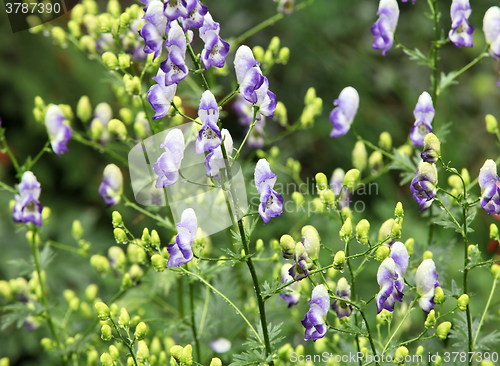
[438,71,459,92]
[401,47,432,67]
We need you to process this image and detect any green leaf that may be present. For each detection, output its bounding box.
[401,47,432,67]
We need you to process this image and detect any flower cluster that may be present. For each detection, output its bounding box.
[167,208,198,267]
[478,159,500,215]
[254,159,283,224]
[376,241,409,313]
[302,284,329,341]
[288,226,319,280]
[12,171,43,227]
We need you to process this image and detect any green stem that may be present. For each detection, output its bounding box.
[189,282,201,362]
[382,299,417,354]
[428,0,440,102]
[234,107,259,160]
[109,318,138,366]
[471,275,498,349]
[0,132,22,175]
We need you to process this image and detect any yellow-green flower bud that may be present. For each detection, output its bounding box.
[468,244,480,258]
[422,133,441,163]
[118,53,131,69]
[102,52,118,70]
[0,280,12,302]
[432,356,443,366]
[268,36,280,54]
[302,225,320,260]
[90,255,110,274]
[255,239,264,252]
[339,217,352,241]
[121,273,133,290]
[118,308,130,328]
[376,309,392,325]
[490,263,500,279]
[404,238,414,255]
[209,358,222,366]
[390,220,402,239]
[72,220,84,240]
[291,191,304,206]
[352,141,367,172]
[397,144,413,157]
[98,13,111,32]
[101,324,112,341]
[279,234,295,259]
[127,244,146,264]
[113,228,127,244]
[424,309,436,328]
[128,264,144,283]
[119,108,133,125]
[100,352,114,366]
[151,254,166,272]
[95,302,110,320]
[378,131,392,151]
[343,169,360,190]
[150,230,161,247]
[375,246,390,262]
[319,189,335,208]
[112,211,123,228]
[119,13,130,30]
[51,26,66,46]
[85,284,98,301]
[461,168,470,186]
[315,172,328,191]
[108,119,127,140]
[252,45,265,61]
[378,218,394,242]
[76,96,92,123]
[274,101,288,126]
[490,224,499,239]
[41,337,54,351]
[433,286,444,304]
[278,47,290,64]
[107,0,121,16]
[394,202,404,218]
[134,322,148,340]
[457,294,469,311]
[416,345,424,356]
[355,219,370,245]
[333,250,346,270]
[423,250,433,259]
[368,151,383,172]
[108,345,119,360]
[481,360,495,366]
[140,228,151,246]
[304,87,317,105]
[394,346,409,364]
[436,321,452,340]
[80,35,96,53]
[70,3,85,22]
[485,114,498,134]
[41,206,51,222]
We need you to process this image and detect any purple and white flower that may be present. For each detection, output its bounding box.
[410,161,438,211]
[205,129,233,178]
[288,242,314,281]
[376,241,409,313]
[167,208,198,267]
[139,0,167,58]
[329,87,359,138]
[279,264,301,307]
[478,159,500,215]
[234,45,277,118]
[302,285,330,341]
[196,90,221,154]
[410,92,435,147]
[199,13,229,69]
[98,164,123,207]
[12,171,43,226]
[44,105,72,155]
[371,0,400,56]
[254,159,283,224]
[331,277,353,318]
[415,258,440,313]
[147,69,178,120]
[184,0,208,29]
[483,6,500,59]
[164,0,188,21]
[160,22,188,85]
[153,128,185,187]
[449,0,474,48]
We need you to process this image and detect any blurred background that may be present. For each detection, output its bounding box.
[1,0,499,364]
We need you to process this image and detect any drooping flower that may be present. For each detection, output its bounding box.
[483,6,500,59]
[12,171,43,226]
[376,241,409,313]
[410,92,435,147]
[410,161,438,211]
[233,95,266,148]
[184,0,208,29]
[234,45,277,118]
[160,22,188,85]
[199,13,230,69]
[288,242,314,281]
[478,159,500,215]
[371,0,400,56]
[415,258,440,313]
[196,90,221,154]
[139,0,167,58]
[148,68,178,120]
[331,277,353,318]
[153,128,185,187]
[449,0,474,48]
[209,338,231,353]
[167,208,198,267]
[302,285,330,341]
[44,105,73,155]
[164,0,188,21]
[205,129,233,178]
[254,159,283,224]
[330,168,350,208]
[99,164,123,207]
[329,87,359,138]
[279,264,301,307]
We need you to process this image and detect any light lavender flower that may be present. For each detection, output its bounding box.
[184,0,208,29]
[410,92,434,147]
[302,285,330,341]
[279,264,301,307]
[167,208,197,267]
[415,258,440,313]
[205,129,233,178]
[12,171,43,226]
[478,159,500,215]
[164,0,188,21]
[160,22,188,85]
[199,13,229,69]
[196,90,221,154]
[148,69,178,120]
[449,0,474,48]
[483,6,500,59]
[371,0,400,56]
[331,277,353,318]
[410,161,438,211]
[44,105,72,155]
[153,128,185,187]
[254,159,283,224]
[98,164,123,207]
[329,87,359,138]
